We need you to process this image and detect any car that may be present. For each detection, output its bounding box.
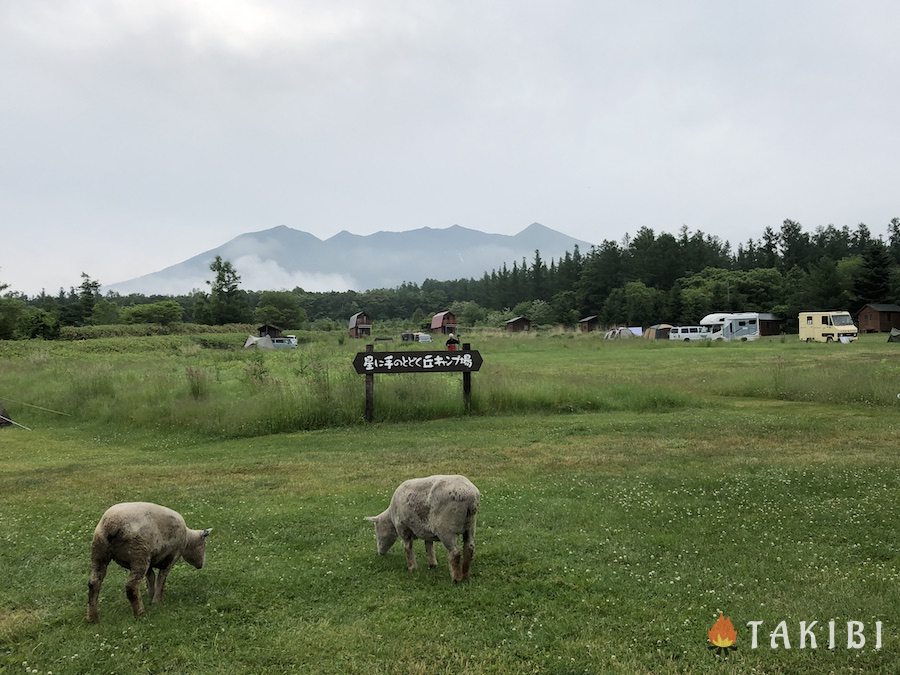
[414,332,432,343]
[668,326,710,342]
[271,335,298,349]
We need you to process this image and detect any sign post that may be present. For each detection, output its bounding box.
[353,343,483,423]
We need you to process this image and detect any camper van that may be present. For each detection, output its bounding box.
[700,312,782,341]
[798,311,858,343]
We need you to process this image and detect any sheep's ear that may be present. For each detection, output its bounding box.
[201,528,212,538]
[364,516,378,522]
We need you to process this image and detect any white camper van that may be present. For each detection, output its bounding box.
[798,311,858,343]
[700,312,781,341]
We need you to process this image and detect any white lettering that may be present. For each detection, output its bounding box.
[746,621,764,649]
[799,621,818,649]
[847,621,865,649]
[828,620,836,649]
[771,621,791,649]
[875,621,882,650]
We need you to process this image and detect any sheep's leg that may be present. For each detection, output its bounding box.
[125,563,148,618]
[440,535,463,582]
[145,567,157,602]
[425,540,437,568]
[86,558,109,623]
[402,537,417,571]
[461,528,475,580]
[153,562,175,603]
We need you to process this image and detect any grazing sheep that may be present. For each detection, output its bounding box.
[366,475,480,582]
[86,502,211,622]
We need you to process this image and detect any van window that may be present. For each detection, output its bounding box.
[689,327,698,333]
[806,316,812,325]
[821,316,828,325]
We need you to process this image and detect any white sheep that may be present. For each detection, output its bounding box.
[366,474,480,582]
[86,502,211,622]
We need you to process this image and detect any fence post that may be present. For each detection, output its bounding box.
[365,343,374,423]
[462,342,472,413]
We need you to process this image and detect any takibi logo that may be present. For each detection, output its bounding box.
[707,611,884,656]
[708,612,738,656]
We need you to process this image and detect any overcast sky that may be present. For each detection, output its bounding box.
[2,1,899,295]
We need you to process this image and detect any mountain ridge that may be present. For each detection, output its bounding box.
[105,223,593,295]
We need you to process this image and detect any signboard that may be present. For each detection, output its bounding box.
[352,350,483,374]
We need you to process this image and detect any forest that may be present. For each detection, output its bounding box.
[2,218,899,339]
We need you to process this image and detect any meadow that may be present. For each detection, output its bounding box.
[0,331,898,674]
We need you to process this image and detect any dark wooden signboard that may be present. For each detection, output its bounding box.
[352,350,483,374]
[354,344,482,422]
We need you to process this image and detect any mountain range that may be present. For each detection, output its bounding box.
[105,223,593,296]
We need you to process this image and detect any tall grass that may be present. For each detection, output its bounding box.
[1,332,898,438]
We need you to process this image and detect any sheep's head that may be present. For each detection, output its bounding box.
[364,514,397,555]
[183,528,212,569]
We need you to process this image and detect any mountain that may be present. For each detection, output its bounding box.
[105,223,593,295]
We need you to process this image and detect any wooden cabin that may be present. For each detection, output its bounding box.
[257,323,284,338]
[578,315,599,333]
[348,312,373,338]
[505,316,531,332]
[430,311,458,335]
[856,303,900,333]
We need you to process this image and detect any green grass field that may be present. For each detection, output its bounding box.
[1,332,898,673]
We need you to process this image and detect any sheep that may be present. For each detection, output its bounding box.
[86,502,211,622]
[366,474,480,582]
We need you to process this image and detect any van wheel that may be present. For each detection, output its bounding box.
[684,338,690,342]
[826,336,833,343]
[805,338,812,343]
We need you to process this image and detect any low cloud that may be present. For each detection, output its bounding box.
[234,255,357,292]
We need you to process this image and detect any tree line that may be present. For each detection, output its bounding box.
[2,219,899,339]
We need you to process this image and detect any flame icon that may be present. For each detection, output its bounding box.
[708,612,738,655]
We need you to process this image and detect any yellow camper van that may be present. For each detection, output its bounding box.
[798,311,858,343]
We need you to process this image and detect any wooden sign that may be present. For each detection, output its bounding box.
[352,350,483,374]
[354,344,482,422]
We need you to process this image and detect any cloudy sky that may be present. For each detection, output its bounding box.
[2,1,899,295]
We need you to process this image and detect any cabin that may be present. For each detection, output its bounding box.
[430,310,458,335]
[348,311,373,338]
[578,315,600,333]
[257,323,284,339]
[505,316,531,332]
[856,303,900,333]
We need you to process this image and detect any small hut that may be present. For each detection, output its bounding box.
[578,315,600,333]
[505,316,531,332]
[431,310,458,335]
[257,324,284,339]
[348,312,373,338]
[856,303,900,333]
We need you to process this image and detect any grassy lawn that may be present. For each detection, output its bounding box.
[0,333,898,673]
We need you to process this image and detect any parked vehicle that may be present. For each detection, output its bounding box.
[271,335,298,349]
[668,326,710,341]
[798,311,858,343]
[719,313,763,341]
[700,312,782,341]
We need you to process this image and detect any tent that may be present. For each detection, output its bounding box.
[643,324,673,340]
[604,327,636,340]
[244,335,274,350]
[889,328,900,343]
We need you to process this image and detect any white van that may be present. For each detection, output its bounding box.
[669,326,710,341]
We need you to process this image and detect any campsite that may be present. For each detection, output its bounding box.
[0,329,897,674]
